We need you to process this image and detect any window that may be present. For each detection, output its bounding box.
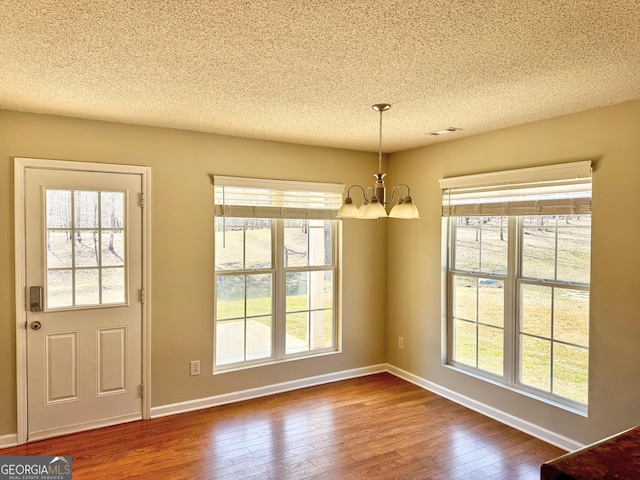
[213,176,343,370]
[45,189,126,309]
[441,162,592,410]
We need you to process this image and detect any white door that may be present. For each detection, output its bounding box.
[25,167,143,441]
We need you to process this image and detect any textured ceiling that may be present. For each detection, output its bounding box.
[1,1,639,152]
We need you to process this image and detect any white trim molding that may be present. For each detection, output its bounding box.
[13,157,152,445]
[386,364,584,452]
[2,362,585,452]
[151,364,386,418]
[0,434,18,449]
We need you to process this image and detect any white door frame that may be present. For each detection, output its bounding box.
[14,157,152,445]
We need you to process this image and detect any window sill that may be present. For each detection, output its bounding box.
[213,348,341,375]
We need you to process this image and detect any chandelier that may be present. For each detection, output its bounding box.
[337,104,420,219]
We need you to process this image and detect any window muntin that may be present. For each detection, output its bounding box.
[448,214,590,408]
[45,189,126,309]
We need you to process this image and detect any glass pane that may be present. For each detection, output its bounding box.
[246,274,272,317]
[553,343,588,404]
[454,218,481,271]
[74,230,99,267]
[245,220,272,269]
[522,217,556,280]
[309,270,332,310]
[47,230,72,268]
[286,272,308,312]
[453,276,476,322]
[47,269,73,308]
[480,217,508,274]
[216,320,245,365]
[284,220,308,267]
[520,335,551,392]
[309,221,331,267]
[478,279,503,327]
[557,216,591,283]
[554,288,589,346]
[286,312,309,354]
[101,230,125,266]
[320,310,333,348]
[310,310,328,350]
[75,269,100,306]
[215,218,245,271]
[246,317,272,360]
[454,319,476,367]
[285,220,331,268]
[478,325,503,376]
[216,275,245,320]
[74,191,99,228]
[100,191,124,228]
[102,267,125,304]
[521,284,552,337]
[46,190,71,228]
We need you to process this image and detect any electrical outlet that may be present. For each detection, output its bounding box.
[398,336,404,349]
[190,360,200,376]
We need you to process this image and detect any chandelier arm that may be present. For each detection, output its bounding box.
[346,184,370,203]
[387,185,404,205]
[396,183,412,197]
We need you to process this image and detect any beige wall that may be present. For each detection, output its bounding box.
[0,110,387,436]
[3,99,640,446]
[386,98,640,445]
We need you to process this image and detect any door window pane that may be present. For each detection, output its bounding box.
[47,230,72,269]
[47,270,73,309]
[46,190,71,228]
[45,189,127,309]
[102,268,125,304]
[100,192,124,228]
[74,231,99,267]
[75,269,100,305]
[74,191,99,228]
[101,230,125,266]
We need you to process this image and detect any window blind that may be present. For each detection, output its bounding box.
[439,161,592,217]
[213,175,344,219]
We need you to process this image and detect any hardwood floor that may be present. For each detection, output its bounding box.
[3,373,564,479]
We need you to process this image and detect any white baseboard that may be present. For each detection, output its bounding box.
[151,363,387,418]
[0,433,18,449]
[386,363,584,452]
[3,363,583,452]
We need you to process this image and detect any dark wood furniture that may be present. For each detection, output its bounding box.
[541,426,640,479]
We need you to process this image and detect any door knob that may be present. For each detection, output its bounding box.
[30,321,42,330]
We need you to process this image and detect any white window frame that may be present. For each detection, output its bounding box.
[213,176,343,372]
[441,162,592,412]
